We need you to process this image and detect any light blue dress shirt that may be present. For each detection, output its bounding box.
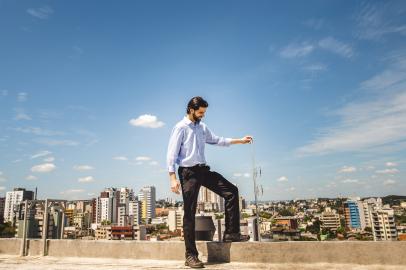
[167,116,232,173]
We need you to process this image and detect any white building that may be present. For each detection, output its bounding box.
[372,207,398,241]
[138,186,156,222]
[358,198,382,230]
[117,187,133,226]
[168,208,184,232]
[4,188,34,224]
[129,200,141,225]
[320,207,340,231]
[97,188,120,225]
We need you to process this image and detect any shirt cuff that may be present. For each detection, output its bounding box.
[168,165,176,173]
[224,138,233,146]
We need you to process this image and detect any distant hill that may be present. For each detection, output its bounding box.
[381,195,406,206]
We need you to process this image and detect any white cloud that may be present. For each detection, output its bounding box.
[280,42,315,58]
[355,2,406,41]
[360,69,406,92]
[27,6,54,19]
[296,86,406,156]
[285,187,296,192]
[44,156,55,162]
[0,186,5,191]
[129,114,165,128]
[31,163,56,173]
[136,156,151,161]
[17,92,27,102]
[277,176,289,182]
[78,176,95,183]
[60,189,85,194]
[365,165,375,170]
[35,139,79,146]
[342,179,359,183]
[376,168,399,174]
[113,156,128,161]
[0,172,6,182]
[233,172,250,178]
[385,162,398,167]
[303,18,324,30]
[326,181,337,188]
[303,63,327,72]
[14,109,31,121]
[318,37,354,58]
[149,161,159,166]
[31,150,52,159]
[73,165,94,171]
[338,166,357,173]
[14,127,64,136]
[383,179,396,186]
[26,175,38,181]
[280,38,353,60]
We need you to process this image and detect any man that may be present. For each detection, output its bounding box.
[167,96,252,268]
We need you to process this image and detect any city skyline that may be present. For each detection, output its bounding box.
[1,1,406,201]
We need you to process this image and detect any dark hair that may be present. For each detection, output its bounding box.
[187,96,208,113]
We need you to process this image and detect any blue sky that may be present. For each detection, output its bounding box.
[1,0,406,201]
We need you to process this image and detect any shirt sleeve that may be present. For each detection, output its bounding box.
[205,126,232,147]
[167,126,184,173]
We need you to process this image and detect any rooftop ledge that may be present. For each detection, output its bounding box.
[1,239,406,268]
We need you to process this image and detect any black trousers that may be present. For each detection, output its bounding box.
[178,165,240,258]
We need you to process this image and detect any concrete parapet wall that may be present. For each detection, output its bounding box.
[0,238,20,255]
[0,239,405,265]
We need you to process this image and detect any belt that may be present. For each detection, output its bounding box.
[179,164,210,170]
[193,163,207,168]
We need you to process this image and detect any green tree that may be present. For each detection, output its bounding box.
[0,222,16,238]
[278,208,295,216]
[259,211,272,219]
[101,220,111,225]
[215,213,224,220]
[306,219,322,235]
[241,213,251,219]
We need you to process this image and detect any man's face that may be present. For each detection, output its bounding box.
[190,107,206,123]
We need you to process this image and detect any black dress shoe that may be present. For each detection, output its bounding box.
[223,232,250,242]
[185,255,204,268]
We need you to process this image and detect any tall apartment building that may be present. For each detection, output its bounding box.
[198,186,224,212]
[117,187,134,226]
[357,198,383,230]
[320,207,340,231]
[344,200,361,230]
[128,200,141,226]
[4,188,34,224]
[372,207,398,241]
[138,186,156,222]
[96,188,120,224]
[0,197,5,223]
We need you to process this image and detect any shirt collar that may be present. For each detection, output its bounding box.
[183,116,200,126]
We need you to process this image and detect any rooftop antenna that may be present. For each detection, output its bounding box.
[251,138,263,241]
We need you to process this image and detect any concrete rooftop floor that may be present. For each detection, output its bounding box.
[0,255,404,270]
